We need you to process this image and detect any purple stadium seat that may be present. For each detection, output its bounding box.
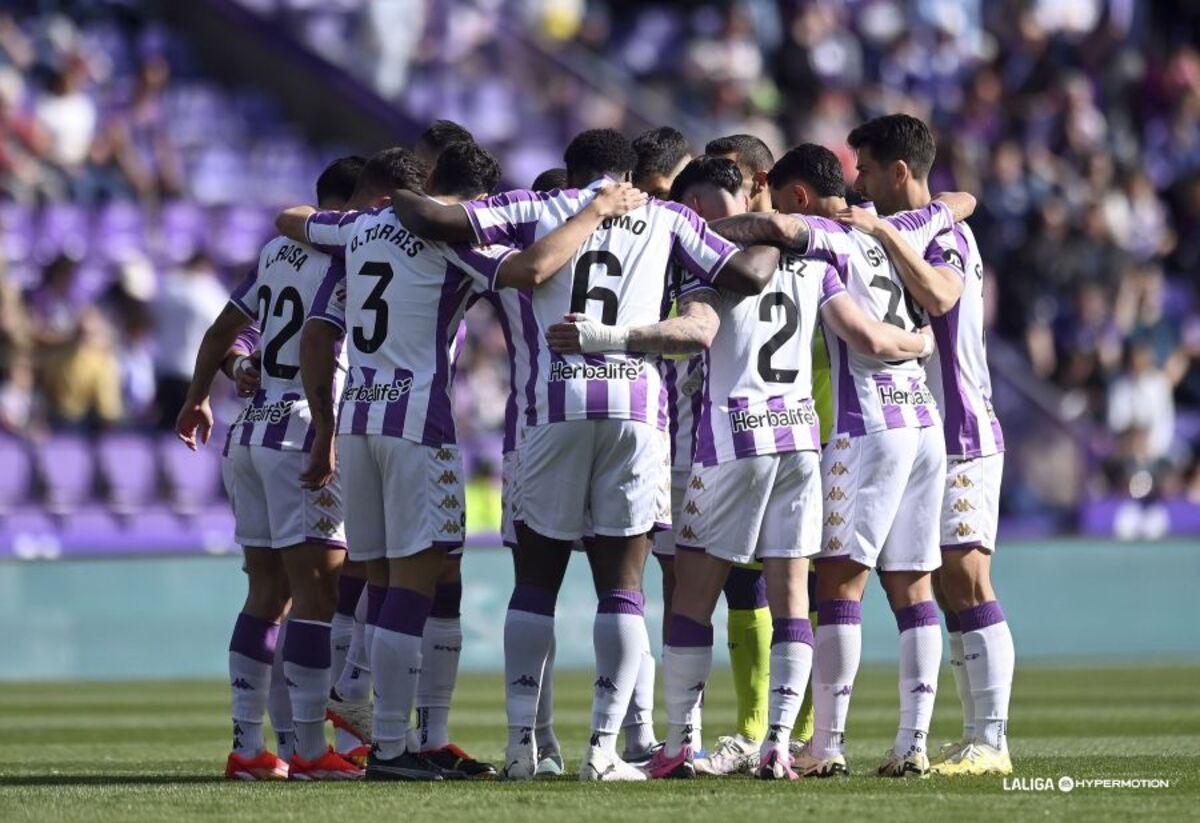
[34,203,89,262]
[96,432,161,514]
[208,204,273,266]
[0,201,34,263]
[35,435,96,514]
[0,506,60,560]
[159,200,206,264]
[159,434,223,514]
[57,505,125,556]
[0,435,34,514]
[92,200,146,264]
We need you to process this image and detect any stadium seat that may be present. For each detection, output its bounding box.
[92,200,147,264]
[159,200,207,265]
[0,201,34,263]
[34,203,89,262]
[96,433,161,514]
[0,435,35,515]
[0,506,60,560]
[35,435,97,515]
[158,434,224,514]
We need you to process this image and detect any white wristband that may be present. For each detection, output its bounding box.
[919,334,935,359]
[232,355,252,379]
[577,318,632,353]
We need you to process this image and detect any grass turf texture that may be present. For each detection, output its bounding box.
[0,666,1196,822]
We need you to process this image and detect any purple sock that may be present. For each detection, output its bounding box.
[723,566,767,611]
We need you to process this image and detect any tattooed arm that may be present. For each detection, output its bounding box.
[709,213,811,251]
[544,289,721,356]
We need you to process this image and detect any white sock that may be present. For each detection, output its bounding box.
[336,587,372,702]
[228,612,278,756]
[371,588,431,760]
[947,627,975,742]
[811,601,862,760]
[283,619,333,761]
[416,616,462,751]
[535,634,559,756]
[761,619,814,758]
[591,591,649,752]
[267,621,295,759]
[622,635,657,756]
[330,613,354,689]
[662,613,714,758]
[960,602,1014,752]
[895,602,942,757]
[504,586,556,749]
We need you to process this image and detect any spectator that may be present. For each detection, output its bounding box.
[1107,341,1176,462]
[152,252,228,429]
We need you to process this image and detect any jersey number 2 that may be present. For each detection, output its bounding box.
[256,285,304,380]
[757,291,799,384]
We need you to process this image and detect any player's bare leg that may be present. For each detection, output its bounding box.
[502,524,572,780]
[651,546,729,779]
[579,533,653,781]
[226,547,290,780]
[799,557,868,777]
[875,569,940,777]
[932,548,1014,775]
[755,557,814,780]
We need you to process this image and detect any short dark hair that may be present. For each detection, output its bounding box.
[668,156,742,202]
[416,119,474,157]
[704,134,775,175]
[632,126,691,185]
[315,155,366,206]
[563,128,638,182]
[767,143,845,197]
[428,141,502,198]
[531,167,568,192]
[354,146,427,198]
[847,114,936,179]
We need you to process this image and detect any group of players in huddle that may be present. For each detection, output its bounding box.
[176,112,1015,784]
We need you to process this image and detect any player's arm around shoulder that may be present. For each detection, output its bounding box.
[493,183,647,289]
[835,205,964,317]
[275,205,316,244]
[820,289,932,362]
[545,289,721,356]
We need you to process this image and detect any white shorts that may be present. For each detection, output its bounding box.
[652,466,692,558]
[221,444,346,549]
[337,434,465,561]
[941,453,1004,552]
[816,427,946,572]
[676,451,822,566]
[517,419,670,541]
[501,448,519,549]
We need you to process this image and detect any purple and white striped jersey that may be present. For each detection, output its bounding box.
[801,202,954,437]
[462,182,737,429]
[661,355,704,468]
[304,205,512,446]
[684,252,845,466]
[225,235,348,452]
[468,288,538,455]
[923,222,1004,458]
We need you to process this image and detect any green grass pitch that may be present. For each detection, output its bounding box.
[0,666,1196,822]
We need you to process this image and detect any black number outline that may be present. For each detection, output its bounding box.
[569,250,622,325]
[352,261,393,354]
[756,291,800,384]
[255,285,304,380]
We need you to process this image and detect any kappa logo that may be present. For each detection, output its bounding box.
[678,724,694,744]
[314,517,337,535]
[684,500,701,515]
[954,522,975,538]
[231,678,254,691]
[437,470,459,485]
[952,474,974,488]
[511,675,538,688]
[315,491,336,508]
[689,477,707,491]
[437,494,461,510]
[687,681,705,692]
[830,462,849,475]
[434,644,462,652]
[833,685,853,696]
[953,498,977,513]
[766,724,784,743]
[680,525,699,541]
[910,682,936,695]
[439,520,462,535]
[436,448,454,461]
[825,512,846,527]
[826,486,846,501]
[594,676,618,693]
[772,686,800,697]
[826,537,844,552]
[835,438,850,450]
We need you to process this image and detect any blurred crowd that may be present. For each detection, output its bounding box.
[3,0,1200,527]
